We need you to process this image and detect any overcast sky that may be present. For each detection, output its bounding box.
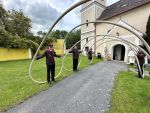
[2,0,119,33]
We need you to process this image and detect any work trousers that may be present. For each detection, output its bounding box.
[138,64,143,78]
[47,64,55,82]
[73,59,78,71]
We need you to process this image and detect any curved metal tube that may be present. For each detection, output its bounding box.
[29,0,150,83]
[92,39,142,76]
[94,39,143,77]
[61,21,150,76]
[82,37,142,76]
[62,20,150,60]
[62,35,149,76]
[63,37,94,72]
[29,0,91,84]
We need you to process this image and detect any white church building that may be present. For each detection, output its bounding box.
[81,0,150,64]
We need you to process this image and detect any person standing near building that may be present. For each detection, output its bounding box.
[137,45,145,78]
[69,46,81,71]
[36,45,60,83]
[87,48,93,64]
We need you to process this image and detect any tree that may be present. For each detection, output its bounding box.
[60,30,68,39]
[0,29,38,50]
[5,10,31,37]
[51,30,68,39]
[0,3,8,29]
[146,15,150,45]
[51,30,61,39]
[66,29,81,49]
[37,31,47,37]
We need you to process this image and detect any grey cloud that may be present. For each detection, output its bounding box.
[27,2,61,25]
[3,0,61,33]
[3,0,85,32]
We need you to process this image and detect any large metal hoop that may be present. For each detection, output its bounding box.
[29,0,150,83]
[90,38,143,76]
[62,35,149,76]
[29,0,91,84]
[62,20,150,54]
[94,39,143,77]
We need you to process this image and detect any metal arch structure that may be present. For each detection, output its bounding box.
[92,39,144,78]
[63,36,142,77]
[62,21,150,57]
[62,36,139,72]
[88,38,142,77]
[29,0,92,84]
[29,0,150,84]
[62,35,150,76]
[61,20,150,76]
[84,35,149,78]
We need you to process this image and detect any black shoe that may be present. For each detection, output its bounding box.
[52,80,57,82]
[74,70,79,72]
[47,81,51,83]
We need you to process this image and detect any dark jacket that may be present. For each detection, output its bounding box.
[137,51,145,64]
[87,50,93,59]
[36,49,59,65]
[69,48,81,59]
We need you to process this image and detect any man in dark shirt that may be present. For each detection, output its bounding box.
[36,45,60,83]
[87,48,93,64]
[137,45,146,78]
[69,46,81,71]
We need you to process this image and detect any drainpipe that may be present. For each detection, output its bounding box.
[94,23,96,56]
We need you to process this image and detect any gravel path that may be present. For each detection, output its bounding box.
[5,61,127,113]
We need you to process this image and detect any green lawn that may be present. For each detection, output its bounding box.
[128,64,150,72]
[144,68,150,72]
[0,55,102,112]
[107,71,150,113]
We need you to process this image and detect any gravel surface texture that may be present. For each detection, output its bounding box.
[4,61,127,113]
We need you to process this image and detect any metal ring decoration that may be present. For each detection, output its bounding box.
[62,35,149,76]
[61,20,150,76]
[63,37,95,71]
[62,36,92,71]
[63,37,94,71]
[87,35,150,58]
[29,0,92,84]
[63,37,141,75]
[80,35,149,77]
[61,21,150,73]
[29,0,150,83]
[62,35,150,77]
[62,20,148,56]
[94,40,143,77]
[94,40,144,77]
[74,34,148,76]
[92,39,142,76]
[86,36,147,76]
[62,20,150,54]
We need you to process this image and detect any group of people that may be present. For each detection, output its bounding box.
[36,44,146,83]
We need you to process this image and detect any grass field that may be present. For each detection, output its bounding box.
[0,55,102,112]
[107,71,150,113]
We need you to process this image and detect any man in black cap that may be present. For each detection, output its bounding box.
[36,45,60,83]
[69,46,81,71]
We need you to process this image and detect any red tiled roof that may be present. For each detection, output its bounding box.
[98,0,150,20]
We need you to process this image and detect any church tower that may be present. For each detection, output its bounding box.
[81,0,106,54]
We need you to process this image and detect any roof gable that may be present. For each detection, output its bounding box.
[98,0,150,20]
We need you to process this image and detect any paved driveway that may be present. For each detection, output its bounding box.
[5,61,127,113]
